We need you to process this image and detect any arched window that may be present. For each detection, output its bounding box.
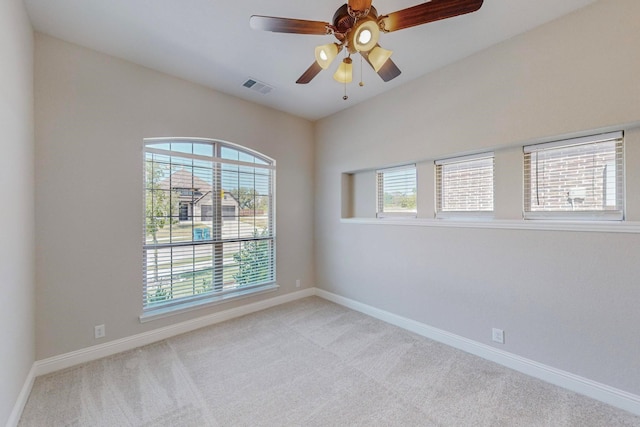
[143,138,276,316]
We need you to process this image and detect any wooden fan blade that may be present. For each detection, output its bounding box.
[296,62,323,84]
[361,48,402,82]
[376,58,401,82]
[348,0,373,13]
[250,15,330,35]
[380,0,483,33]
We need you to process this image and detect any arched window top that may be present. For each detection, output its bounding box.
[144,137,274,167]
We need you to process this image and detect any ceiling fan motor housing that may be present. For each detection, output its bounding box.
[332,4,380,54]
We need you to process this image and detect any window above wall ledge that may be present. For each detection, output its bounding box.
[376,165,418,218]
[340,217,640,234]
[436,153,495,219]
[523,132,624,221]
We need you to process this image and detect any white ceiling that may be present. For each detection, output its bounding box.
[24,0,597,121]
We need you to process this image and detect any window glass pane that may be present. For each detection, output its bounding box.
[170,142,193,155]
[221,146,239,161]
[192,157,210,169]
[146,142,171,151]
[145,151,171,165]
[524,133,623,219]
[193,142,213,157]
[239,151,256,163]
[169,155,192,169]
[144,245,173,305]
[145,189,174,245]
[436,155,494,214]
[376,166,417,216]
[225,238,274,288]
[171,219,194,243]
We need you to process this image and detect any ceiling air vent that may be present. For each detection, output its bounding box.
[242,78,274,95]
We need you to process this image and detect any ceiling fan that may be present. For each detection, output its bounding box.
[250,0,484,86]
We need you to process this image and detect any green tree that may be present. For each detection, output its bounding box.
[399,193,417,209]
[232,228,271,285]
[384,191,416,211]
[145,162,179,294]
[231,187,258,210]
[230,187,269,212]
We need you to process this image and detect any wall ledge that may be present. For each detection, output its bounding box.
[341,217,640,234]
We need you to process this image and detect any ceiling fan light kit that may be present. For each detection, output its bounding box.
[250,0,484,91]
[314,43,340,69]
[333,57,353,83]
[368,46,393,73]
[351,19,379,52]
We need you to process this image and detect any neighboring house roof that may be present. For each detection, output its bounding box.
[158,169,240,208]
[158,169,211,191]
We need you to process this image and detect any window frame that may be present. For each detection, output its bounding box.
[523,131,624,221]
[376,164,418,218]
[142,137,277,319]
[435,152,495,219]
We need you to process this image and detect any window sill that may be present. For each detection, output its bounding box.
[340,217,640,234]
[139,283,279,323]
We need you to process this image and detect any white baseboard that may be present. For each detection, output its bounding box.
[34,287,315,376]
[6,365,37,427]
[314,288,640,416]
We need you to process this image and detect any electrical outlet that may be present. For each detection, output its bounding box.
[94,324,105,339]
[295,279,301,288]
[492,328,504,344]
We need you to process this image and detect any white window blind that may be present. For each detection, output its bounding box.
[143,139,275,312]
[376,165,417,217]
[436,153,494,218]
[524,131,624,220]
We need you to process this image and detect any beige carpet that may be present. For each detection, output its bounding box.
[19,297,640,426]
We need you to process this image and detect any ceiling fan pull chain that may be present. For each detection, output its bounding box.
[359,55,364,87]
[342,50,349,100]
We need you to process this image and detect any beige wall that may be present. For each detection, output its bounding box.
[0,0,35,424]
[315,0,640,395]
[34,34,315,359]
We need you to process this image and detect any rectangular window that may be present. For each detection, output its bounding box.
[376,165,417,218]
[524,131,624,220]
[143,139,276,315]
[436,153,494,218]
